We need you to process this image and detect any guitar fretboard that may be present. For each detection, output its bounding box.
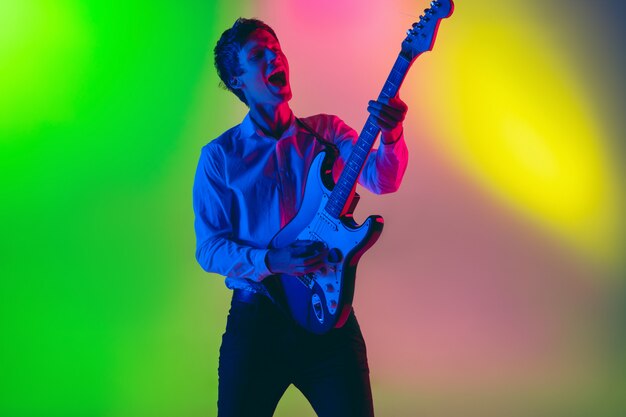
[325,53,412,218]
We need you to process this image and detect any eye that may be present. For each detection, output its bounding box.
[250,50,263,61]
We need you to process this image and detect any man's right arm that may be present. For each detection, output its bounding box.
[193,145,330,281]
[192,145,272,282]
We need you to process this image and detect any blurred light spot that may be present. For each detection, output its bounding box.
[431,18,621,266]
[0,0,92,137]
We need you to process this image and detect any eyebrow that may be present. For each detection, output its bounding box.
[246,47,263,58]
[245,41,280,56]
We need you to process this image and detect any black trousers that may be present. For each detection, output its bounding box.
[217,289,375,417]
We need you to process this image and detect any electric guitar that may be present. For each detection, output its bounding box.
[262,1,454,334]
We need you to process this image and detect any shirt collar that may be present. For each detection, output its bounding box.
[239,112,298,141]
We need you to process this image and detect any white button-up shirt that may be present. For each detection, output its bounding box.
[192,112,408,290]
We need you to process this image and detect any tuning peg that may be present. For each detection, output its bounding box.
[424,8,434,15]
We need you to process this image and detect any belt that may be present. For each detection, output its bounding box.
[232,288,267,304]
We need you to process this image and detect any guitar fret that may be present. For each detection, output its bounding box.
[383,81,397,96]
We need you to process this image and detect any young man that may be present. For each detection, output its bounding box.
[193,18,408,417]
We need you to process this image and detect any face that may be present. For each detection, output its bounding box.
[234,29,292,107]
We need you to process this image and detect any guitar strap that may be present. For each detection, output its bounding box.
[296,117,339,159]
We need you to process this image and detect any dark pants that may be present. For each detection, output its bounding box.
[217,290,375,417]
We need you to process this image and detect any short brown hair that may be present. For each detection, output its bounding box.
[214,18,279,105]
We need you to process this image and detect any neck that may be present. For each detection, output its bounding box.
[248,102,293,139]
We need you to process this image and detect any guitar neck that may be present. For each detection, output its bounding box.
[325,52,413,218]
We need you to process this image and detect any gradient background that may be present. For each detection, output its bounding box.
[1,0,625,416]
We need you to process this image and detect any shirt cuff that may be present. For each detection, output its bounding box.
[253,248,272,281]
[380,131,405,148]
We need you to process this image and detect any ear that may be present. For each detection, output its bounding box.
[229,77,242,89]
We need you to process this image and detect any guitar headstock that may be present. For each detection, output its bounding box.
[401,0,454,62]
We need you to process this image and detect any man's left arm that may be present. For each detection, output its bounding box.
[334,94,408,194]
[328,94,409,194]
[367,94,408,147]
[360,94,409,193]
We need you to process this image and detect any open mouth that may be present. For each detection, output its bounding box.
[267,70,287,87]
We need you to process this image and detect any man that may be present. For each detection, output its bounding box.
[193,18,408,417]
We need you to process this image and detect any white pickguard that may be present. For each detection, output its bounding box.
[295,192,373,316]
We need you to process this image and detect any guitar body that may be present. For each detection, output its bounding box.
[266,151,383,334]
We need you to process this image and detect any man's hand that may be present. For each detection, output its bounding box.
[265,240,329,276]
[367,94,408,144]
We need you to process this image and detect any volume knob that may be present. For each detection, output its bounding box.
[327,248,343,263]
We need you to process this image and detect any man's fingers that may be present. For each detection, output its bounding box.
[281,240,330,275]
[290,240,326,257]
[368,104,406,129]
[294,258,328,275]
[289,240,314,256]
[384,95,409,112]
[301,249,329,266]
[368,111,401,128]
[368,100,405,119]
[369,112,400,132]
[377,119,396,131]
[370,97,408,112]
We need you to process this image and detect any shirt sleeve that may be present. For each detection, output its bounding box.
[192,144,272,282]
[330,115,409,194]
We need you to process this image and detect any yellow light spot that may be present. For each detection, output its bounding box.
[423,14,621,267]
